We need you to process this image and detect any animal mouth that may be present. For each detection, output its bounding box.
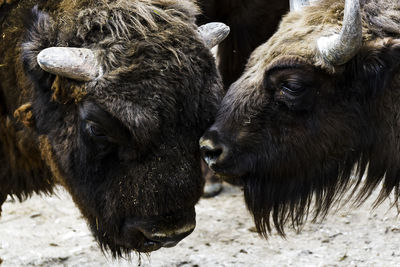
[139,239,163,252]
[133,235,183,252]
[116,208,196,252]
[113,226,194,252]
[138,224,195,252]
[114,232,164,252]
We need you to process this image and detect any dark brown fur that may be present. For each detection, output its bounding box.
[0,0,223,256]
[202,0,400,237]
[196,0,289,89]
[195,0,289,197]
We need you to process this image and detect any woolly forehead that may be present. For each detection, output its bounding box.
[245,0,368,78]
[61,0,200,34]
[57,0,206,132]
[80,40,207,138]
[58,1,201,68]
[84,76,177,138]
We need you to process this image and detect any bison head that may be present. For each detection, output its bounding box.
[20,1,227,256]
[201,0,400,236]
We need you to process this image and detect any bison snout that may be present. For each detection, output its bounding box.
[199,130,230,170]
[200,129,247,181]
[120,209,196,252]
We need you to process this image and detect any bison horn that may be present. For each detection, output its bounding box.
[317,0,362,66]
[290,0,311,11]
[37,47,103,81]
[198,22,230,48]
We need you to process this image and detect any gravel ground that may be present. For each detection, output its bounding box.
[1,184,400,267]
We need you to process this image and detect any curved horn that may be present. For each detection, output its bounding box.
[317,0,362,66]
[37,47,103,81]
[290,0,310,11]
[198,22,230,48]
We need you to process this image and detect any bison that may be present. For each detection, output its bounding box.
[201,0,400,237]
[0,0,228,256]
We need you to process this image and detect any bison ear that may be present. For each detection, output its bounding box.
[21,6,57,91]
[353,38,400,96]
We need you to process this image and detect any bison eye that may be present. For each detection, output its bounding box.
[85,121,106,137]
[281,83,306,97]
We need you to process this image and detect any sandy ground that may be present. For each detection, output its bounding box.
[1,183,400,267]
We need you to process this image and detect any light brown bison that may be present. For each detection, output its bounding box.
[201,0,400,236]
[0,0,228,256]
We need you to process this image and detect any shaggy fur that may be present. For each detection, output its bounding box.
[0,0,223,256]
[202,0,400,237]
[196,0,289,89]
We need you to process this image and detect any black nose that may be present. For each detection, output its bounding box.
[199,130,228,169]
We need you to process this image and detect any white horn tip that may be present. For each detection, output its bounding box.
[317,0,363,66]
[317,34,341,64]
[37,47,101,81]
[198,22,230,48]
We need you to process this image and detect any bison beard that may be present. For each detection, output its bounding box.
[201,0,400,238]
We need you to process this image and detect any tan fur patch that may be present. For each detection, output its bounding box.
[38,135,65,186]
[51,76,87,104]
[70,84,87,103]
[2,0,12,5]
[13,103,34,128]
[0,0,14,7]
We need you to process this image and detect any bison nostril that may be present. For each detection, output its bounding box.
[204,147,222,164]
[199,138,225,167]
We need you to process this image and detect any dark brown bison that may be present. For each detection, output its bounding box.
[0,0,228,256]
[201,0,400,237]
